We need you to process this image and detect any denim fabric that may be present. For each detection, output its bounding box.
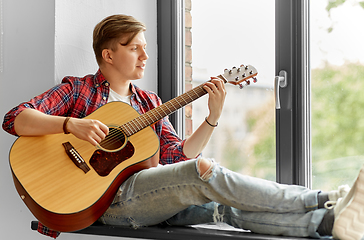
[99,158,326,238]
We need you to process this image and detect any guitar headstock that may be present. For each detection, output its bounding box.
[219,64,258,89]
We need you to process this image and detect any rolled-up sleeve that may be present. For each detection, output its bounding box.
[156,116,192,165]
[2,103,34,136]
[2,83,73,136]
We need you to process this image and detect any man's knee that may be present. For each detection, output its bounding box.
[197,158,214,181]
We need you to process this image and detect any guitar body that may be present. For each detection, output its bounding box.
[9,101,160,232]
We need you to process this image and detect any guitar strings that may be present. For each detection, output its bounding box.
[98,114,153,149]
[98,109,160,150]
[98,84,207,150]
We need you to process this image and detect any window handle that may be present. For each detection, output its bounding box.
[275,70,288,109]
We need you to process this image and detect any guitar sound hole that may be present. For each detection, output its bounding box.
[98,127,127,152]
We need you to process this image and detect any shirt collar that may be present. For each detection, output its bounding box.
[93,69,108,87]
[95,69,142,104]
[130,83,142,104]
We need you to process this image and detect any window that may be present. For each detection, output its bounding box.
[165,0,363,188]
[310,0,364,191]
[190,0,276,181]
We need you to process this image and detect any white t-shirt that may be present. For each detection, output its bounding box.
[107,88,131,105]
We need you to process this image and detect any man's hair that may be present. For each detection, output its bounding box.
[93,14,146,66]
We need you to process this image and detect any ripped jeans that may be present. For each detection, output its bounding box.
[99,158,327,238]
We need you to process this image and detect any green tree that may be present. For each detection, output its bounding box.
[325,0,364,32]
[311,63,364,190]
[326,0,364,11]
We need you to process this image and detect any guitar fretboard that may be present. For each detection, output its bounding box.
[120,83,208,137]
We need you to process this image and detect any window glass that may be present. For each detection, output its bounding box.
[311,0,364,190]
[191,0,275,180]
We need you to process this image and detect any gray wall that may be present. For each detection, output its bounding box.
[0,0,157,239]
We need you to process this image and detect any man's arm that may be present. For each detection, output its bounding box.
[183,77,226,158]
[14,109,109,146]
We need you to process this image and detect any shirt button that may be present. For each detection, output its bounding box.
[95,84,99,87]
[103,96,107,101]
[105,83,109,87]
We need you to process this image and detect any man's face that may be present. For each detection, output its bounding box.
[110,32,148,81]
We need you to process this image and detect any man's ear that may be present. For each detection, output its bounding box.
[102,49,113,64]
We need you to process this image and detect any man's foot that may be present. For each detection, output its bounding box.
[327,164,364,240]
[329,184,350,202]
[319,185,350,209]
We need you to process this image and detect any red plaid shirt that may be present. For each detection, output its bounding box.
[3,69,191,238]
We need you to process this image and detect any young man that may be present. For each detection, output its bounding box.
[3,14,364,239]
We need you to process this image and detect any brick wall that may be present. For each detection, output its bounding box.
[185,0,193,137]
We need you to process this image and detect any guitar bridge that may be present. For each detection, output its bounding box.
[62,142,90,174]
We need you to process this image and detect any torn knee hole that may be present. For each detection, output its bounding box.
[197,158,214,181]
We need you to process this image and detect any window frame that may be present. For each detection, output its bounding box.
[275,0,311,187]
[157,0,185,138]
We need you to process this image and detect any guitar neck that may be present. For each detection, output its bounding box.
[118,62,259,137]
[120,76,226,137]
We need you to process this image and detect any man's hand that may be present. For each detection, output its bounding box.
[66,118,109,146]
[203,77,227,125]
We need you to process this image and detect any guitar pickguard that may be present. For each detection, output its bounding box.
[89,141,135,177]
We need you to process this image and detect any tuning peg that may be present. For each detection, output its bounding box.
[232,66,237,69]
[245,66,249,70]
[253,77,258,83]
[224,68,233,74]
[237,67,241,72]
[240,64,245,68]
[238,81,248,89]
[235,77,239,81]
[242,73,246,78]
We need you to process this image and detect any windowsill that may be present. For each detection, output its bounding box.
[31,221,319,240]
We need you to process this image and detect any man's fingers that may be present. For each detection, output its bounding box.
[99,121,110,136]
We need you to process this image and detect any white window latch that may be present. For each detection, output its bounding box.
[275,70,288,109]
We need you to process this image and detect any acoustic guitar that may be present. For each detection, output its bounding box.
[9,65,258,232]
